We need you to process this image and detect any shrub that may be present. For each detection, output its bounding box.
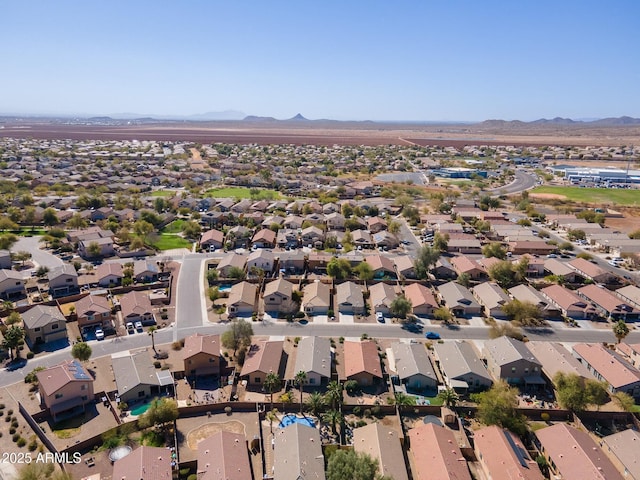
[17,437,26,447]
[28,439,38,451]
[353,406,361,417]
[11,420,18,428]
[9,428,16,435]
[12,433,20,442]
[4,416,10,422]
[153,361,161,368]
[371,406,381,418]
[224,406,232,415]
[0,404,5,409]
[171,341,183,351]
[0,431,2,438]
[179,468,191,477]
[541,412,550,422]
[339,336,345,343]
[7,409,13,415]
[363,409,372,418]
[187,475,198,480]
[26,352,34,359]
[355,419,367,428]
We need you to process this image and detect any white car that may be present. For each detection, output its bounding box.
[95,328,105,341]
[135,321,143,332]
[126,322,135,334]
[376,312,384,323]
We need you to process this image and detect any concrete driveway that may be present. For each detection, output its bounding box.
[14,235,63,274]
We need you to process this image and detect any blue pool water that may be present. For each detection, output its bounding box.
[131,401,152,416]
[217,284,232,293]
[278,414,316,429]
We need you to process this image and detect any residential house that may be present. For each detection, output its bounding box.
[447,237,483,254]
[120,290,155,325]
[343,340,382,386]
[325,212,346,230]
[433,340,492,393]
[0,269,26,299]
[369,282,397,316]
[577,284,639,321]
[543,258,581,282]
[240,340,284,388]
[273,424,325,480]
[437,281,482,317]
[483,336,544,387]
[472,282,510,319]
[572,343,640,399]
[367,216,387,233]
[283,215,304,230]
[22,305,67,346]
[541,284,596,319]
[301,281,331,316]
[615,284,640,309]
[78,236,115,259]
[74,294,113,330]
[353,423,409,480]
[373,231,400,249]
[387,342,437,391]
[251,228,276,248]
[393,255,415,279]
[335,281,365,314]
[133,260,159,283]
[508,284,561,318]
[197,431,252,480]
[227,281,257,317]
[601,429,640,480]
[263,277,295,314]
[617,343,640,369]
[183,334,221,378]
[276,228,299,249]
[301,226,324,247]
[37,360,94,421]
[200,229,225,250]
[535,423,623,480]
[403,283,438,317]
[474,425,543,480]
[216,253,247,277]
[508,240,556,256]
[111,350,174,403]
[450,256,485,280]
[365,255,396,279]
[247,249,275,274]
[94,262,124,288]
[351,229,374,249]
[518,255,545,277]
[48,264,78,297]
[279,250,305,273]
[307,252,333,273]
[112,446,172,480]
[292,336,332,386]
[568,257,615,284]
[526,342,594,384]
[409,423,472,480]
[433,258,457,280]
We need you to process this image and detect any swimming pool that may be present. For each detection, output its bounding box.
[217,284,232,293]
[278,414,316,429]
[130,401,152,416]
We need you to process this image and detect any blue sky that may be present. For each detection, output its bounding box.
[1,1,639,121]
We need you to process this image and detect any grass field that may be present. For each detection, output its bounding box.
[531,186,640,206]
[149,234,192,251]
[162,219,187,234]
[204,186,282,200]
[150,190,177,197]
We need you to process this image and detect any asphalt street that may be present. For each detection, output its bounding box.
[489,170,538,195]
[14,236,63,275]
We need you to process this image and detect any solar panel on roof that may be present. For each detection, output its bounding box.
[68,360,90,380]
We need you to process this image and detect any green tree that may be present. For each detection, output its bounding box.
[6,311,21,325]
[387,220,401,235]
[221,318,253,355]
[438,388,460,408]
[327,449,385,480]
[327,258,352,280]
[42,208,59,227]
[87,241,102,258]
[482,242,507,260]
[613,320,630,344]
[390,294,412,320]
[502,300,543,326]
[148,326,157,353]
[2,325,25,359]
[130,236,145,251]
[388,391,416,410]
[0,216,19,231]
[71,342,92,362]
[16,463,73,480]
[133,219,154,242]
[0,233,18,250]
[457,272,470,287]
[488,261,518,289]
[325,380,343,410]
[611,391,636,411]
[323,409,343,436]
[472,380,526,435]
[12,251,32,267]
[433,232,449,253]
[264,372,281,411]
[295,370,307,413]
[434,306,453,323]
[67,212,88,229]
[138,397,179,432]
[414,245,440,280]
[227,266,246,280]
[305,391,326,416]
[182,221,202,240]
[554,372,610,413]
[354,262,374,281]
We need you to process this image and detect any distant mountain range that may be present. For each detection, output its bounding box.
[479,116,640,127]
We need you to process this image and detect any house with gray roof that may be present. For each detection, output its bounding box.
[437,281,482,317]
[615,284,640,310]
[526,342,594,384]
[111,350,175,403]
[197,431,252,480]
[0,249,12,269]
[387,342,437,392]
[369,282,397,316]
[273,423,325,480]
[336,281,365,314]
[433,341,492,393]
[483,336,544,388]
[263,277,295,314]
[227,281,257,317]
[508,284,561,318]
[472,282,510,319]
[601,429,640,480]
[353,423,409,480]
[22,305,68,347]
[0,268,26,299]
[292,336,331,386]
[133,260,158,283]
[48,264,78,297]
[217,252,247,277]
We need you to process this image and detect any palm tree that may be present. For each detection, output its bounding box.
[613,319,630,344]
[388,392,416,411]
[305,392,326,417]
[322,409,343,436]
[295,371,307,413]
[266,408,279,434]
[437,387,460,408]
[264,372,281,411]
[325,380,343,410]
[148,326,157,353]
